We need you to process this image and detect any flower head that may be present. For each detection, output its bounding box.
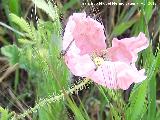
[63,13,149,90]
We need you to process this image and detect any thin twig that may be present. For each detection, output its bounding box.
[8,88,32,120]
[0,21,26,37]
[0,57,8,62]
[0,63,19,83]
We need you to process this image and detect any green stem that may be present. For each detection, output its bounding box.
[11,78,91,120]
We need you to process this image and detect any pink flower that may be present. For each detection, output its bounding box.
[63,13,106,55]
[63,13,149,90]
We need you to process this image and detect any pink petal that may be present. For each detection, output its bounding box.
[64,42,96,76]
[63,18,75,51]
[88,61,147,90]
[130,63,147,83]
[106,45,133,64]
[112,32,149,62]
[115,62,146,90]
[88,61,118,89]
[63,12,106,55]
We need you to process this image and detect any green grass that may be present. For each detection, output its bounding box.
[0,0,160,120]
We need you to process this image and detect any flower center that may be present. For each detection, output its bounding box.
[91,50,112,71]
[92,56,105,67]
[91,50,111,67]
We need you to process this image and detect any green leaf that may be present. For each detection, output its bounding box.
[148,75,156,120]
[144,0,154,23]
[9,13,31,34]
[63,0,79,11]
[126,81,147,120]
[9,0,21,16]
[1,44,20,65]
[147,45,160,120]
[111,19,137,36]
[156,109,160,120]
[66,97,89,120]
[32,0,58,21]
[0,106,11,120]
[119,6,138,23]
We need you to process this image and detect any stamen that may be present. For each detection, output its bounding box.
[91,52,105,70]
[101,50,111,61]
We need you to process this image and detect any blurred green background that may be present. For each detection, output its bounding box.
[0,0,160,120]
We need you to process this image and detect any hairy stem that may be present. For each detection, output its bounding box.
[11,78,91,120]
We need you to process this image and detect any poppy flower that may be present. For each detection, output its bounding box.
[63,13,149,90]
